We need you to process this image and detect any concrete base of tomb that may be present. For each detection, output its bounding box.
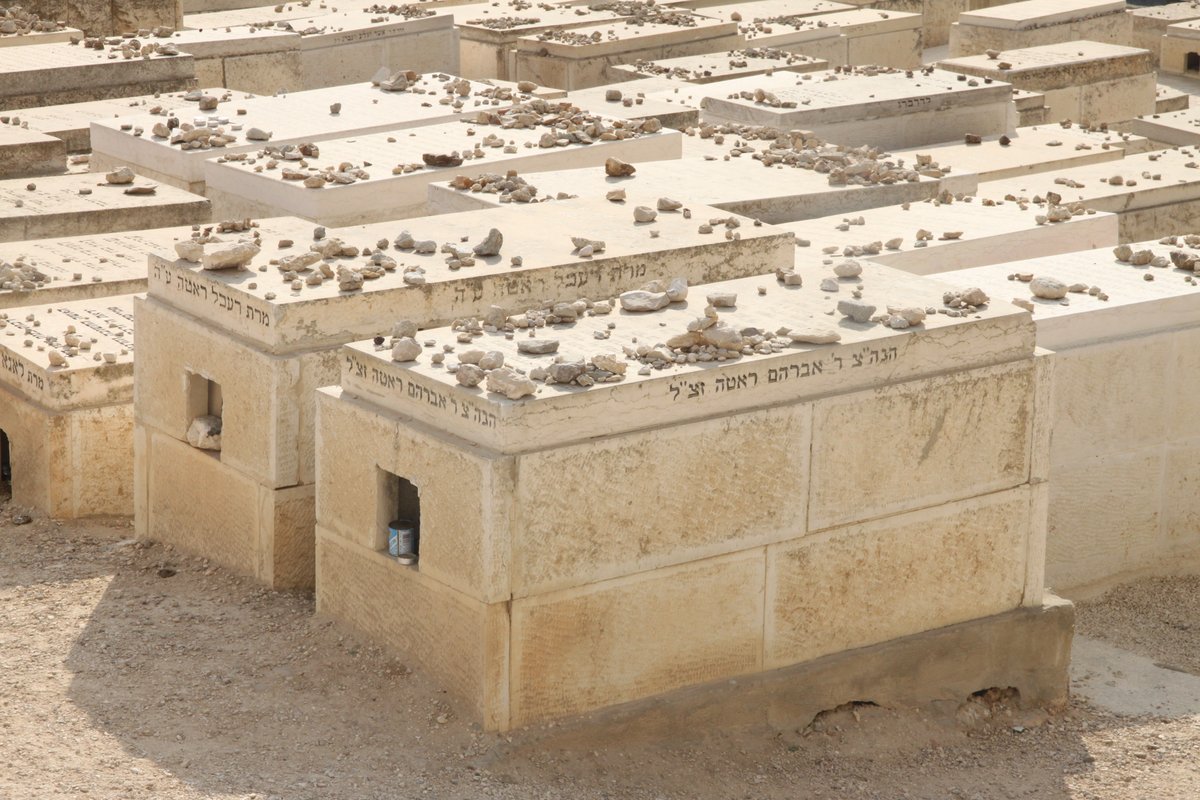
[0,384,134,519]
[135,427,317,590]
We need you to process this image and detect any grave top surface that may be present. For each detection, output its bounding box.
[0,42,193,74]
[338,259,1032,451]
[957,0,1125,30]
[1165,17,1200,35]
[0,294,136,410]
[0,172,205,223]
[887,124,1145,177]
[564,80,702,118]
[778,196,1113,258]
[185,4,454,36]
[183,0,476,29]
[696,0,853,25]
[92,77,540,172]
[431,154,935,209]
[0,125,60,148]
[7,88,214,137]
[938,239,1200,348]
[0,27,81,47]
[164,25,301,53]
[1123,106,1200,137]
[202,110,677,194]
[699,67,1012,120]
[939,41,1151,75]
[515,13,736,56]
[733,5,920,37]
[448,1,627,36]
[1131,2,1200,23]
[610,47,829,81]
[976,148,1200,208]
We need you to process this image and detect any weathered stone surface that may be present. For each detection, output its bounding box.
[186,414,222,451]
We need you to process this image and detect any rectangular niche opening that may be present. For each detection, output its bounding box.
[0,429,11,498]
[378,467,421,566]
[185,371,224,458]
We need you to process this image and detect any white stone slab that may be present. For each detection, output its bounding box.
[936,240,1200,350]
[976,148,1200,240]
[512,12,743,90]
[0,172,210,243]
[886,124,1150,194]
[565,79,702,128]
[0,126,66,179]
[1155,84,1190,115]
[426,156,942,224]
[0,26,82,48]
[185,7,460,87]
[3,87,215,153]
[89,77,541,192]
[957,0,1125,31]
[145,200,795,353]
[609,47,828,84]
[1121,106,1200,147]
[337,264,1033,453]
[778,198,1118,275]
[0,294,136,411]
[0,43,196,110]
[203,116,682,225]
[698,68,1014,149]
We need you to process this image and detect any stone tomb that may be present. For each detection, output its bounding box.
[160,27,301,94]
[183,7,460,89]
[937,240,1200,593]
[948,0,1130,58]
[0,172,210,244]
[89,77,541,193]
[511,11,742,90]
[3,88,216,153]
[608,47,828,84]
[778,197,1117,276]
[134,201,794,589]
[975,148,1200,242]
[427,156,943,224]
[0,126,66,180]
[449,1,629,81]
[314,259,1068,731]
[697,68,1013,150]
[1129,2,1200,67]
[201,109,681,225]
[1120,106,1200,148]
[885,124,1151,196]
[0,25,83,48]
[0,42,196,110]
[1158,18,1200,77]
[702,5,923,69]
[938,42,1157,126]
[564,80,703,129]
[0,294,136,518]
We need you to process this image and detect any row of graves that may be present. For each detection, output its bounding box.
[0,0,1198,736]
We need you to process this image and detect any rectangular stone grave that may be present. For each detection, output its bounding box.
[1013,88,1049,126]
[89,77,539,193]
[948,0,1130,58]
[0,172,210,243]
[427,155,944,224]
[938,41,1157,125]
[1131,2,1200,67]
[0,43,196,110]
[975,148,1200,242]
[450,1,629,80]
[564,79,702,128]
[314,257,1068,730]
[3,87,216,153]
[696,68,1014,150]
[0,294,136,518]
[0,126,66,179]
[202,111,682,225]
[184,6,460,87]
[0,26,83,48]
[1159,19,1200,77]
[1120,106,1200,148]
[134,200,796,590]
[182,0,286,11]
[511,11,742,90]
[778,198,1117,275]
[704,5,923,68]
[608,47,829,84]
[158,27,302,94]
[1156,85,1190,114]
[18,0,183,36]
[936,240,1200,593]
[885,124,1151,195]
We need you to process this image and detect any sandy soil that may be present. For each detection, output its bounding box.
[1,512,1197,800]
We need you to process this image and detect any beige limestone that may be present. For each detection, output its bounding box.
[949,0,1130,58]
[1131,2,1200,67]
[18,0,183,36]
[0,126,66,179]
[0,42,195,110]
[608,48,829,84]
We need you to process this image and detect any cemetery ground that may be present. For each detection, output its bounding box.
[0,511,1196,800]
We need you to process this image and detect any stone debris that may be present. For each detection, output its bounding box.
[473,228,504,257]
[1029,276,1068,300]
[187,415,222,451]
[202,241,260,271]
[605,158,636,177]
[105,166,135,185]
[392,337,422,362]
[486,367,537,399]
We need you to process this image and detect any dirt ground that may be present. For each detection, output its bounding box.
[1,513,1197,800]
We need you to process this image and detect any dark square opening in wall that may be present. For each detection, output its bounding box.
[1188,52,1200,73]
[185,372,224,456]
[377,468,421,562]
[0,429,11,497]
